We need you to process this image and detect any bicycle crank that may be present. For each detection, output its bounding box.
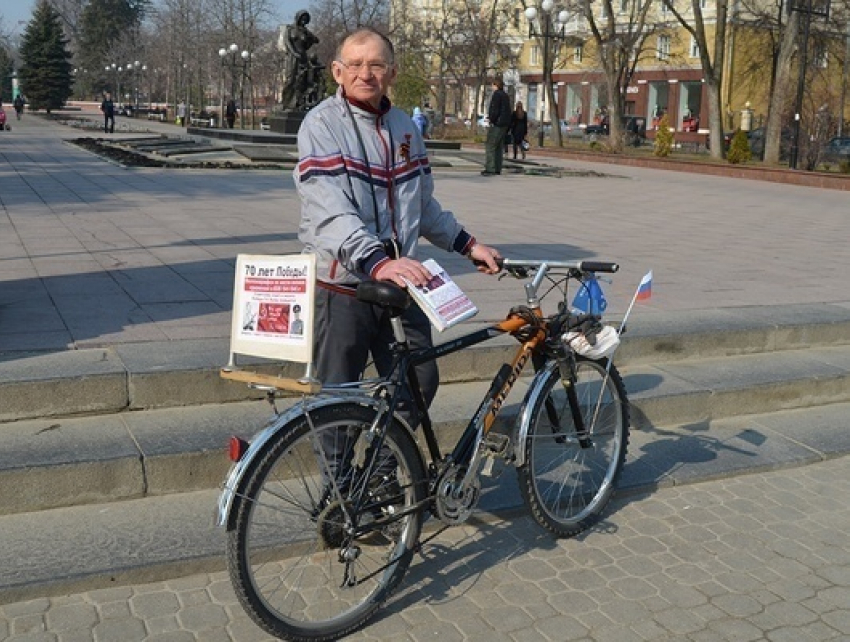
[433,464,481,525]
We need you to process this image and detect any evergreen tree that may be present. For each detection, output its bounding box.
[727,130,752,165]
[653,114,674,158]
[18,2,74,112]
[77,0,147,95]
[0,46,14,103]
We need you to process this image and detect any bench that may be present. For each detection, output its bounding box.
[189,112,216,127]
[147,109,167,122]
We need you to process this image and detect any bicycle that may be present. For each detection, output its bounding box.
[217,257,630,641]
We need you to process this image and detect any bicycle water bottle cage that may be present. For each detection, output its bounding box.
[357,281,411,318]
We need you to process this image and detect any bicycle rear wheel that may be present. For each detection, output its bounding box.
[518,357,629,537]
[226,402,425,642]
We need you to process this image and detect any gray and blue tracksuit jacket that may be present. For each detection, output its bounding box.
[295,88,474,293]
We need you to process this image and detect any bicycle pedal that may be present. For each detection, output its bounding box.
[483,433,511,456]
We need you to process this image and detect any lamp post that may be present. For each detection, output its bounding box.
[524,0,570,147]
[240,49,251,129]
[218,43,238,128]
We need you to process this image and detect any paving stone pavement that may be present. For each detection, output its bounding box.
[2,454,849,642]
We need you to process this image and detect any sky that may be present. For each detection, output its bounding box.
[2,0,307,36]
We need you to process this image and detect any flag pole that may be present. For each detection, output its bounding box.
[617,271,651,337]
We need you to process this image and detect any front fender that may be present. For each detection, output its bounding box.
[216,395,418,529]
[513,361,558,468]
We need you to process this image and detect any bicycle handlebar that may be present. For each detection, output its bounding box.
[474,258,619,274]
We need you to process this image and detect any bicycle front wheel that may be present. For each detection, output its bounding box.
[226,402,425,642]
[518,357,629,537]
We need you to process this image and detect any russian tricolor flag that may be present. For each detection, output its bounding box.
[636,270,652,301]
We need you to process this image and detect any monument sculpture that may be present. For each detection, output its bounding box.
[270,10,325,134]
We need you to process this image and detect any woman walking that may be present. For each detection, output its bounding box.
[509,101,529,160]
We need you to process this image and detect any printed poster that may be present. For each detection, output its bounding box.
[229,254,315,363]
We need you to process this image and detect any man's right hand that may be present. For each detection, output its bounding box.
[374,257,432,289]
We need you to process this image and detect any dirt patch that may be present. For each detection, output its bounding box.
[69,137,285,170]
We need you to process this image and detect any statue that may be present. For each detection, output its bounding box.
[281,10,323,112]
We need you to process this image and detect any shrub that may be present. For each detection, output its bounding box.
[653,114,674,157]
[727,130,752,164]
[840,160,850,174]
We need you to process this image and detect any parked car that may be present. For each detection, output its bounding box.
[747,127,793,160]
[583,115,646,143]
[820,136,850,164]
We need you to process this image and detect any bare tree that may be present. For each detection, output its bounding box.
[572,0,655,151]
[658,0,729,158]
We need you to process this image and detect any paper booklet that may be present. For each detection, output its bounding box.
[402,259,478,332]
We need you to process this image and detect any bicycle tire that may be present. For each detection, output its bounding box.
[226,402,425,641]
[518,357,630,537]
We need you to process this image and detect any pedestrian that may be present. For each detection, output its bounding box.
[13,94,24,120]
[177,100,186,127]
[295,27,501,469]
[412,106,428,138]
[481,77,512,176]
[100,92,115,133]
[225,99,238,129]
[509,101,529,160]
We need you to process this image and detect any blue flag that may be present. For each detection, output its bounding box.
[572,274,608,315]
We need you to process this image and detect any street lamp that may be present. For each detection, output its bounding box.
[524,0,570,147]
[240,49,252,129]
[219,43,240,128]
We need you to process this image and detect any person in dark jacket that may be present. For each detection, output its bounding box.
[482,78,512,175]
[100,93,115,133]
[225,99,238,128]
[509,101,529,160]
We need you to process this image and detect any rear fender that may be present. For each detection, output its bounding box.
[216,395,420,529]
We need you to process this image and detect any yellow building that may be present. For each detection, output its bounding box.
[415,0,849,140]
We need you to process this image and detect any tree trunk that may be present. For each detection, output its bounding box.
[764,10,799,164]
[706,75,724,159]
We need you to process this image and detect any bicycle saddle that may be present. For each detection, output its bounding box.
[357,281,411,317]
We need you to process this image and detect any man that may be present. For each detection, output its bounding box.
[295,27,501,427]
[100,92,115,133]
[482,78,512,176]
[225,98,238,128]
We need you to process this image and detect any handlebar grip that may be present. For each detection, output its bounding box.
[472,257,505,270]
[580,261,619,273]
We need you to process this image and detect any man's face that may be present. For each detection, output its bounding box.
[332,35,396,109]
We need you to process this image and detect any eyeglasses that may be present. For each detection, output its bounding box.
[336,60,392,75]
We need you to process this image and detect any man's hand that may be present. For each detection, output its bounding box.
[374,257,433,288]
[468,243,502,274]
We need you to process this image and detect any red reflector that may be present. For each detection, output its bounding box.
[229,436,249,462]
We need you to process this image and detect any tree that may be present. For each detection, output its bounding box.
[18,1,74,112]
[77,0,148,97]
[575,0,656,152]
[654,113,674,156]
[727,128,752,163]
[661,0,730,160]
[0,45,14,102]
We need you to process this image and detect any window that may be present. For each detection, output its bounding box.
[814,42,828,68]
[620,0,629,12]
[530,45,540,66]
[513,8,521,29]
[660,0,670,13]
[689,36,700,58]
[657,35,670,60]
[574,45,583,63]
